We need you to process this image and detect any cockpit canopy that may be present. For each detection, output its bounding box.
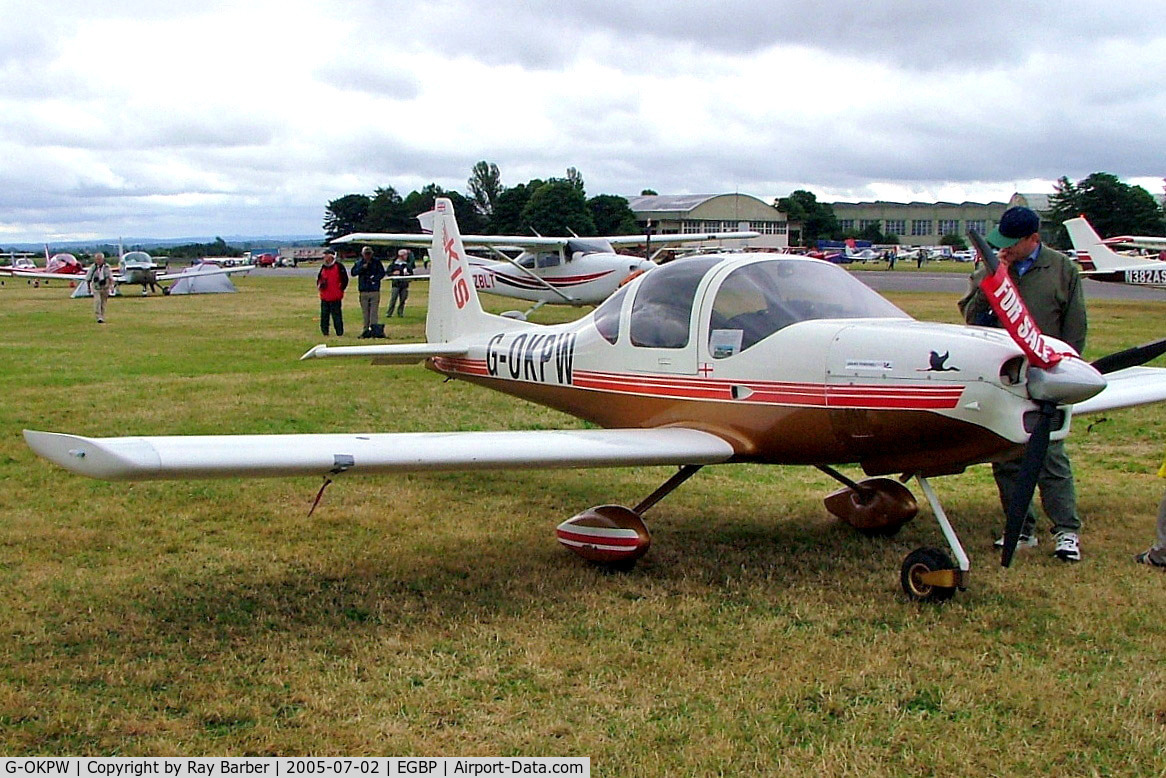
[121,251,154,267]
[593,255,910,352]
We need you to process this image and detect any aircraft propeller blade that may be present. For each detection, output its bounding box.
[1000,400,1056,567]
[1090,337,1166,375]
[968,230,999,274]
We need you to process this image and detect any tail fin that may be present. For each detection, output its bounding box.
[426,198,504,343]
[1064,216,1159,272]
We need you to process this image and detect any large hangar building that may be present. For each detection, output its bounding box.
[626,193,790,250]
[829,200,1011,247]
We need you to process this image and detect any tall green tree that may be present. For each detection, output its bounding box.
[1047,172,1165,247]
[362,187,410,233]
[566,166,585,193]
[521,180,596,236]
[587,194,638,235]
[776,190,838,243]
[468,160,503,217]
[323,193,371,241]
[490,180,543,233]
[402,184,486,234]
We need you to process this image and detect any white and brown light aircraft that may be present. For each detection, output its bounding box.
[1064,216,1166,288]
[333,224,758,317]
[24,199,1166,601]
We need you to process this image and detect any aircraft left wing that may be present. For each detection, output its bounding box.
[24,427,736,482]
[1073,367,1166,415]
[0,269,88,281]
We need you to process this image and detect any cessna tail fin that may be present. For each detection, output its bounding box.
[1064,216,1161,273]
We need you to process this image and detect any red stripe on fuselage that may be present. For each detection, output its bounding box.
[432,358,963,410]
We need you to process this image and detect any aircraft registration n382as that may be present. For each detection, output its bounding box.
[25,199,1166,601]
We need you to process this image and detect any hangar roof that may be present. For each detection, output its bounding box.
[625,194,723,212]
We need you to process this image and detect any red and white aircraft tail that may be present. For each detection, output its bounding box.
[1064,216,1165,274]
[425,198,509,343]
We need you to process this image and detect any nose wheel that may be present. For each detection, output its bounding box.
[900,477,970,602]
[900,547,958,602]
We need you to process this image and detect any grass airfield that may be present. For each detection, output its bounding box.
[1,272,1165,771]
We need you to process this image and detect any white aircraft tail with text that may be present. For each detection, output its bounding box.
[426,198,527,343]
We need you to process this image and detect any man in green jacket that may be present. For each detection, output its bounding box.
[958,206,1087,562]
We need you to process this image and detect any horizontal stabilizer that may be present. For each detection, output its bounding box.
[24,428,736,482]
[299,343,467,363]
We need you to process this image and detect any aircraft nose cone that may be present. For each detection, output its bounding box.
[1027,357,1107,405]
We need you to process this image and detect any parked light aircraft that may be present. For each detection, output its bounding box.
[0,247,85,281]
[3,248,255,296]
[1064,216,1166,288]
[333,225,758,317]
[843,239,879,262]
[25,199,1166,602]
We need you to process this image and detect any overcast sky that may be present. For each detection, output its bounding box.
[2,0,1164,243]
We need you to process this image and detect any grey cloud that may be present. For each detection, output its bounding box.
[314,60,421,100]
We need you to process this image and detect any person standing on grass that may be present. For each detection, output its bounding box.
[351,245,385,338]
[958,205,1087,563]
[316,248,348,336]
[386,249,414,318]
[86,252,114,324]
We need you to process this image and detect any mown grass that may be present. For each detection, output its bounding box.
[1,274,1165,772]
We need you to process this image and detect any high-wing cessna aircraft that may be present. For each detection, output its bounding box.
[333,226,758,317]
[1064,216,1166,288]
[25,199,1166,602]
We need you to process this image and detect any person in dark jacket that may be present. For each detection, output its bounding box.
[351,245,386,338]
[316,248,349,336]
[387,249,415,318]
[958,206,1087,562]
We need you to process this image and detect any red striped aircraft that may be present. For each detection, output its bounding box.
[25,199,1166,601]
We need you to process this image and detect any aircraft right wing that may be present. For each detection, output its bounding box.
[333,233,569,250]
[603,231,760,247]
[24,427,736,482]
[153,264,255,282]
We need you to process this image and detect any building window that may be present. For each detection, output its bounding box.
[775,221,787,235]
[838,219,854,232]
[884,220,905,237]
[938,219,959,235]
[681,220,703,234]
[911,220,932,237]
[859,219,881,232]
[966,219,986,234]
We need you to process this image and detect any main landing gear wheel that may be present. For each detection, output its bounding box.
[900,547,957,602]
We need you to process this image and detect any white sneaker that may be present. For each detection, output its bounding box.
[1053,532,1081,562]
[994,534,1038,549]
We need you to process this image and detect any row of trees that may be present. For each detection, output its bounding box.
[1046,172,1166,248]
[323,163,641,242]
[325,166,1166,249]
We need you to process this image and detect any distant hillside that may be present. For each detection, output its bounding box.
[2,235,325,253]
